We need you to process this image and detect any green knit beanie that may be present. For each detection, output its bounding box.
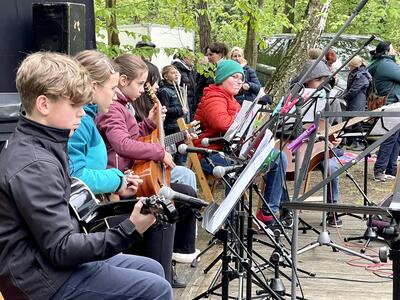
[214,60,245,84]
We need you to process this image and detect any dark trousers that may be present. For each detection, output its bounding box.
[127,182,196,282]
[374,129,400,176]
[172,182,197,254]
[51,254,172,300]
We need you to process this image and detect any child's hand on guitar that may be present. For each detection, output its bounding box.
[118,172,143,197]
[130,199,156,234]
[148,104,158,124]
[163,151,176,169]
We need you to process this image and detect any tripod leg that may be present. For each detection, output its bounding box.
[191,238,219,267]
[203,252,223,274]
[328,242,379,263]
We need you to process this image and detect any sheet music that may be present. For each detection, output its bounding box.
[286,88,339,124]
[369,103,400,136]
[224,100,262,142]
[204,130,275,234]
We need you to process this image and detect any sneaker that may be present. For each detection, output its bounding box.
[385,174,396,180]
[374,172,386,182]
[256,210,275,227]
[350,142,366,152]
[327,216,343,228]
[280,209,294,229]
[173,249,200,264]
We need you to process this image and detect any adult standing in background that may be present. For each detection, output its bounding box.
[172,49,198,120]
[342,55,372,151]
[230,46,261,104]
[196,42,229,100]
[368,41,400,181]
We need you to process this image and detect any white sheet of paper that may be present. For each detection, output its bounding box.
[224,100,262,142]
[204,130,275,234]
[286,88,338,123]
[369,103,400,135]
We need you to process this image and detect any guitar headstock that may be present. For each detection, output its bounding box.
[141,195,179,224]
[187,120,202,136]
[145,82,158,105]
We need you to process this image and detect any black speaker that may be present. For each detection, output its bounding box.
[33,2,86,55]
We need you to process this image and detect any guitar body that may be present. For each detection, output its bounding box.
[133,131,171,197]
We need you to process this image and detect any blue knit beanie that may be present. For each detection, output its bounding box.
[215,60,245,84]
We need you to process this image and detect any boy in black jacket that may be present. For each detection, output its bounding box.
[0,52,172,300]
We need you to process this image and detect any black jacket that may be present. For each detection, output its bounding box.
[0,116,141,299]
[234,65,261,104]
[172,59,198,120]
[158,80,188,134]
[343,65,372,111]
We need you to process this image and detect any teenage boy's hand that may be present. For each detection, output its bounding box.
[129,199,156,234]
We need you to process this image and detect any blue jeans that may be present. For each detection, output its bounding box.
[171,165,197,191]
[374,129,400,176]
[262,152,288,214]
[316,157,339,204]
[51,254,172,300]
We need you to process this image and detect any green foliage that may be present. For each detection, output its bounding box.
[326,0,400,46]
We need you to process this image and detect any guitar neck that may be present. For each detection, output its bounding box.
[328,116,370,136]
[165,131,187,147]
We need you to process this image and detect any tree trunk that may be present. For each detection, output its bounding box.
[266,0,332,102]
[244,0,264,68]
[106,0,120,46]
[283,0,295,33]
[196,0,212,53]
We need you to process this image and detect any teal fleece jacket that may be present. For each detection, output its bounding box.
[68,104,124,194]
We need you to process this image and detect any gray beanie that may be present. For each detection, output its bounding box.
[299,60,332,83]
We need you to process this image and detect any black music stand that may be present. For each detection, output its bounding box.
[198,132,286,300]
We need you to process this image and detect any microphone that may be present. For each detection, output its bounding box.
[212,164,244,178]
[159,186,208,208]
[201,137,227,147]
[177,144,223,156]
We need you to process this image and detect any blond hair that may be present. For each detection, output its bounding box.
[230,46,244,58]
[308,48,322,59]
[16,52,93,115]
[161,65,177,79]
[75,50,119,85]
[114,54,148,82]
[349,55,366,68]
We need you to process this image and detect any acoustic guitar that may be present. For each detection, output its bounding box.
[132,83,171,197]
[69,177,179,233]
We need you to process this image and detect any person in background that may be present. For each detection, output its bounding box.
[342,55,372,151]
[230,46,261,104]
[308,48,322,60]
[368,41,400,181]
[196,42,229,100]
[298,60,343,227]
[158,65,189,166]
[131,61,161,122]
[172,49,198,121]
[0,51,172,300]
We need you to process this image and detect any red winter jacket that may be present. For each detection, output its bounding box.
[193,84,240,150]
[96,91,164,172]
